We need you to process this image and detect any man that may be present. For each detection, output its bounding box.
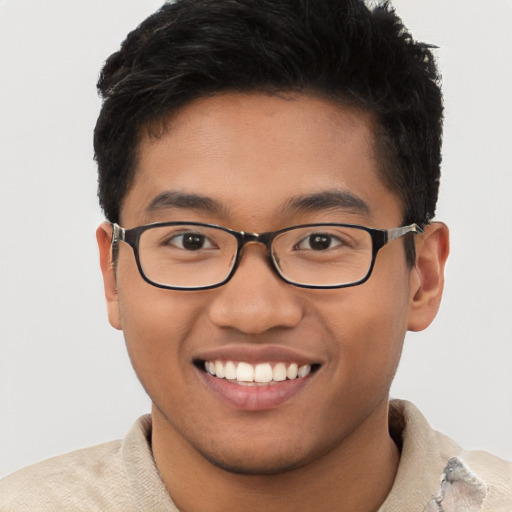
[1,0,510,510]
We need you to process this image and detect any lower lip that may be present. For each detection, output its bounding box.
[197,369,314,411]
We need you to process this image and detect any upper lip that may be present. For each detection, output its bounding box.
[193,345,323,367]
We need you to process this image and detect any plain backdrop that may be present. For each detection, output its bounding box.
[1,0,511,478]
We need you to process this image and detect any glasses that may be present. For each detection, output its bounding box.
[111,221,422,290]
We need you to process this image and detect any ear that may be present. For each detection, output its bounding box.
[96,222,122,330]
[407,222,450,332]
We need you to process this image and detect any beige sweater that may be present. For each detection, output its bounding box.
[1,400,510,511]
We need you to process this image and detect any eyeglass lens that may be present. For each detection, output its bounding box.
[136,224,373,289]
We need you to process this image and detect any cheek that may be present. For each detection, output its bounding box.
[115,259,205,392]
[117,292,204,416]
[320,270,410,392]
[116,245,201,341]
[119,289,198,351]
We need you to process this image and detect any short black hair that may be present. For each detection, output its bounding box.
[94,0,443,260]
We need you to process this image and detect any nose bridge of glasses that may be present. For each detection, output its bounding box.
[238,231,275,253]
[226,231,282,285]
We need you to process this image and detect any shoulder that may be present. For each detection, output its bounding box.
[0,415,177,512]
[387,399,512,511]
[0,440,135,511]
[0,415,158,512]
[441,448,512,510]
[419,411,512,510]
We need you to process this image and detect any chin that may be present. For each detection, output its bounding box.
[201,450,310,476]
[192,434,329,477]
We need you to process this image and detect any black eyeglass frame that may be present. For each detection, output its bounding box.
[112,221,423,291]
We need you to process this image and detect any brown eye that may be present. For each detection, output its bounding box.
[182,233,206,250]
[308,234,332,250]
[296,233,340,251]
[166,232,215,251]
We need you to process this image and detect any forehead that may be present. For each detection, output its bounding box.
[121,93,402,228]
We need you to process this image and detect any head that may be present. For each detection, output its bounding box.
[94,0,449,482]
[94,0,443,246]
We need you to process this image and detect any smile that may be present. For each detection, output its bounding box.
[203,360,315,385]
[195,354,321,410]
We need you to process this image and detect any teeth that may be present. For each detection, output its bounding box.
[254,363,273,383]
[203,360,313,384]
[287,363,298,380]
[214,361,225,378]
[298,365,310,378]
[224,361,237,380]
[273,363,287,382]
[236,362,254,382]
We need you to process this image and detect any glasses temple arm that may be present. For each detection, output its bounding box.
[386,223,423,242]
[111,223,125,245]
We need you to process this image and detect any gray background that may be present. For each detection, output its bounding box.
[1,0,511,478]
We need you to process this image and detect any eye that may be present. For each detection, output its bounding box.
[167,232,216,251]
[295,233,343,251]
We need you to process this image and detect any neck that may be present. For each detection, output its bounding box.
[152,400,400,512]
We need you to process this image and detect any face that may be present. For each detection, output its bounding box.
[100,93,423,474]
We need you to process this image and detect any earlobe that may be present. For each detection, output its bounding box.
[96,222,122,331]
[407,222,450,332]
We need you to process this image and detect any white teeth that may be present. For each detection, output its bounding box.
[224,361,237,380]
[203,360,313,384]
[287,363,298,380]
[254,363,273,383]
[214,360,225,378]
[272,363,287,382]
[298,365,311,378]
[236,362,254,382]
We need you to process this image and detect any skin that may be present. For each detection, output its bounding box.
[97,93,449,512]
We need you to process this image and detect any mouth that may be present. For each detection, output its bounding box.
[195,359,321,386]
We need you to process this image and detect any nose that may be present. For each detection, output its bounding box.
[207,244,304,334]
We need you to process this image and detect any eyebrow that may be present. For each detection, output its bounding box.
[284,190,370,216]
[145,191,227,217]
[144,189,370,221]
